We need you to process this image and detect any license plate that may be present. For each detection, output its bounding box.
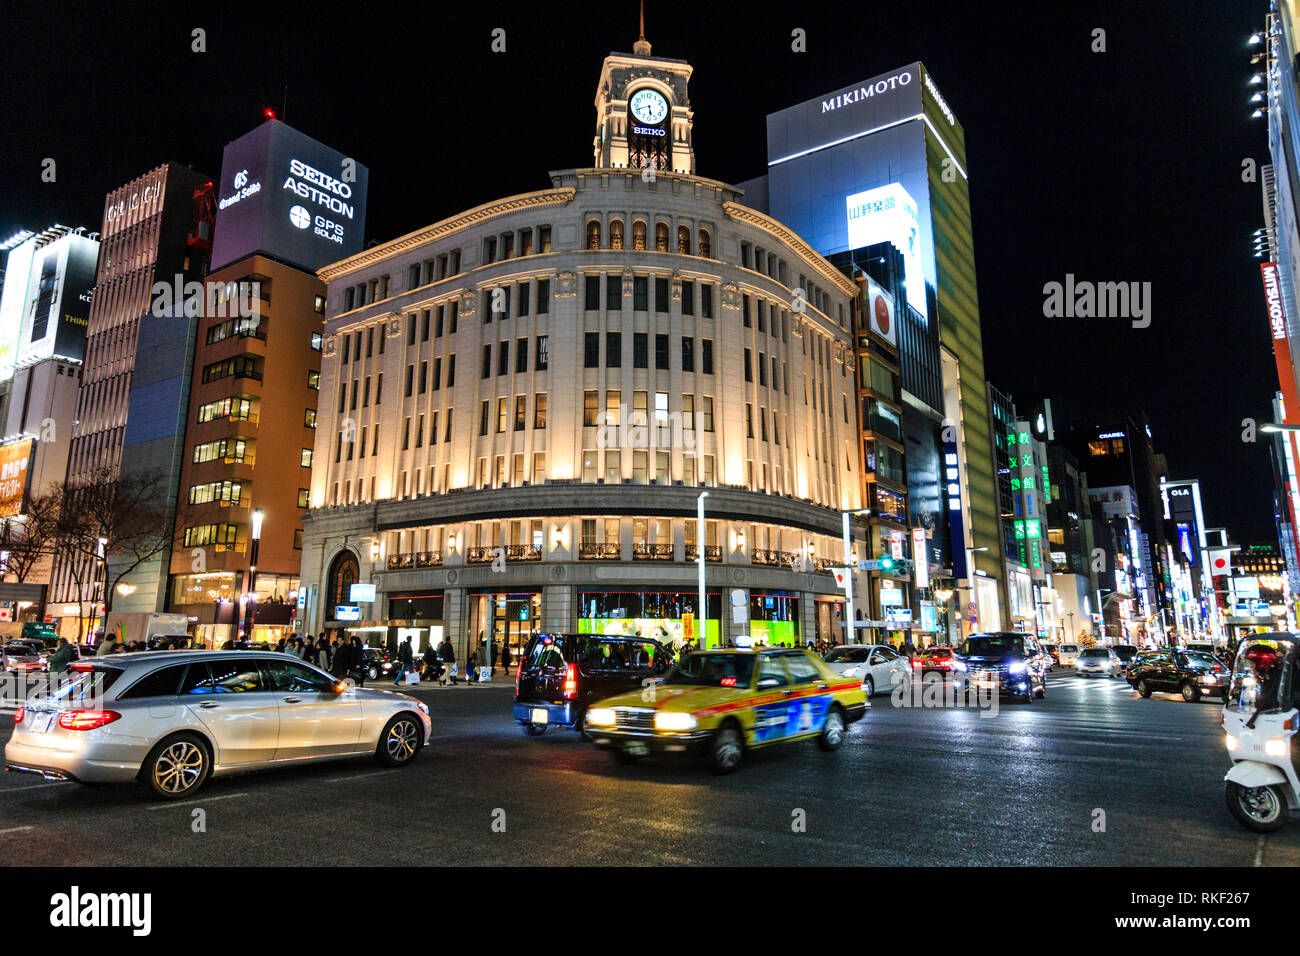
[976,678,1000,688]
[530,708,548,724]
[624,741,648,756]
[28,713,54,734]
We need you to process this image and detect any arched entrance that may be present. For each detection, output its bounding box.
[326,549,360,620]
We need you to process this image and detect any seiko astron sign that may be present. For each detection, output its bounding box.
[210,119,369,273]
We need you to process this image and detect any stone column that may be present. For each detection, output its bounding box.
[543,584,576,633]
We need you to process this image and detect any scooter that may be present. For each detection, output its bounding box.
[1223,635,1300,832]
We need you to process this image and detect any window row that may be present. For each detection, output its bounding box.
[582,332,713,373]
[478,336,548,379]
[585,219,710,257]
[583,273,713,317]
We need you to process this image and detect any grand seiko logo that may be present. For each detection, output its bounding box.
[821,69,912,112]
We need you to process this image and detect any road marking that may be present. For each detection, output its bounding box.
[322,769,397,783]
[0,826,34,835]
[146,792,248,811]
[0,780,71,793]
[1255,834,1267,867]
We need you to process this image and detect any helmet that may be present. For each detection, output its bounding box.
[1244,644,1281,673]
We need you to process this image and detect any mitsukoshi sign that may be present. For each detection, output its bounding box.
[210,119,369,273]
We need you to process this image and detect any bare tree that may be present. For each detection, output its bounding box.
[0,491,61,584]
[53,468,179,622]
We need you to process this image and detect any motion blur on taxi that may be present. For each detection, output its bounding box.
[583,646,867,774]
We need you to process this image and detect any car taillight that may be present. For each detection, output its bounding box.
[721,676,737,687]
[13,707,23,724]
[515,660,523,694]
[563,663,578,700]
[69,662,97,672]
[57,710,121,731]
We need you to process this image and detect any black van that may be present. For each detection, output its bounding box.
[513,633,673,736]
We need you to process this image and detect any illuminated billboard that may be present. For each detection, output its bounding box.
[16,233,98,367]
[848,184,927,320]
[0,440,33,518]
[0,237,37,383]
[210,119,369,273]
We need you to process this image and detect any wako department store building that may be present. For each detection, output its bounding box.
[299,33,866,659]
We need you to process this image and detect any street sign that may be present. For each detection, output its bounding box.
[968,602,977,611]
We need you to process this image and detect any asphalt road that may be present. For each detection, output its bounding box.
[0,670,1295,866]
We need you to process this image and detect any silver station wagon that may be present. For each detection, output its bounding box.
[4,651,432,799]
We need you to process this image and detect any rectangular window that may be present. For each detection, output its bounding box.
[583,390,599,426]
[421,310,430,342]
[447,354,455,386]
[535,335,549,370]
[702,339,714,375]
[404,365,414,397]
[702,284,714,318]
[633,276,648,311]
[584,332,599,368]
[514,395,526,431]
[497,340,509,376]
[497,397,509,433]
[681,281,694,316]
[605,389,621,426]
[655,333,669,370]
[633,332,648,368]
[300,448,313,468]
[606,275,622,310]
[534,393,547,429]
[419,362,428,394]
[655,276,669,313]
[681,336,695,372]
[479,400,490,436]
[585,276,601,310]
[304,408,317,428]
[517,282,530,317]
[297,488,309,509]
[516,337,528,373]
[481,344,492,379]
[606,332,621,367]
[537,279,550,313]
[702,397,714,432]
[432,357,442,390]
[758,352,767,387]
[744,349,753,382]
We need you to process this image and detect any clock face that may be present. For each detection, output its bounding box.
[629,88,669,125]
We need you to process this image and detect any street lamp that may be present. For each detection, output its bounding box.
[841,509,871,644]
[696,491,708,650]
[243,508,264,642]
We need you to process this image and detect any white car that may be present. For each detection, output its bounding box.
[1074,646,1121,677]
[1057,643,1083,667]
[823,644,911,696]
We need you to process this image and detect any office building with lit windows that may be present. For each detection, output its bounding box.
[299,31,865,661]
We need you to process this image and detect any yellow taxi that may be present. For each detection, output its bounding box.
[583,646,867,773]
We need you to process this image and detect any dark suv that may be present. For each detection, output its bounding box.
[953,631,1048,701]
[513,633,673,736]
[1126,648,1230,702]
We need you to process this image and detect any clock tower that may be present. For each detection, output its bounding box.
[592,10,695,174]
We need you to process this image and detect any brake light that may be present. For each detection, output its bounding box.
[13,707,22,724]
[563,663,578,700]
[721,676,737,687]
[515,660,523,695]
[57,710,121,731]
[69,662,96,672]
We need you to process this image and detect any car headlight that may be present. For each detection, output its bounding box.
[843,665,860,677]
[654,711,698,732]
[1225,734,1239,752]
[952,661,967,672]
[586,708,616,727]
[1200,675,1216,684]
[1008,661,1027,675]
[1265,737,1290,758]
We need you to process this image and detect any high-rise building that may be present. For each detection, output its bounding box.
[166,119,368,646]
[738,62,1003,632]
[51,164,213,637]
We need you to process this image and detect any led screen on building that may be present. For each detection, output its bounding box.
[848,184,927,319]
[0,440,33,518]
[211,120,369,273]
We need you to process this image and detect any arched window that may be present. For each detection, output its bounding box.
[632,220,647,251]
[655,222,669,251]
[610,219,625,251]
[326,549,361,617]
[697,229,711,259]
[677,225,690,254]
[586,220,602,250]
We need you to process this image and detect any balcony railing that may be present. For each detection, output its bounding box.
[579,543,621,560]
[386,550,443,570]
[685,545,722,562]
[467,547,495,564]
[633,543,674,561]
[813,557,835,573]
[505,544,542,562]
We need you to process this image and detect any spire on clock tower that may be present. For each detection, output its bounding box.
[633,0,651,56]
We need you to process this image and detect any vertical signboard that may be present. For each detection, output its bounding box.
[0,440,33,517]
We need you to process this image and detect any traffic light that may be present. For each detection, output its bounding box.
[879,556,895,572]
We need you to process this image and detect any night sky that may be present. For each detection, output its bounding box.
[0,0,1274,539]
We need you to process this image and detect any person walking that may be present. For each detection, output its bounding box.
[466,648,478,685]
[439,638,457,685]
[48,638,76,674]
[422,641,440,682]
[393,637,414,685]
[351,636,369,687]
[500,643,511,676]
[491,642,499,675]
[331,637,353,680]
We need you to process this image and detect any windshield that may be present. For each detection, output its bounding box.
[1227,638,1297,713]
[824,647,869,663]
[1080,648,1109,658]
[663,653,756,688]
[963,635,1025,657]
[1183,651,1221,669]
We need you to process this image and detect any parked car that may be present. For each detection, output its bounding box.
[584,647,867,773]
[513,633,673,736]
[823,644,911,696]
[4,651,431,799]
[1125,648,1230,702]
[913,645,959,678]
[953,631,1048,701]
[1075,646,1122,678]
[1056,643,1083,667]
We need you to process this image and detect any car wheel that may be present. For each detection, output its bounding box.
[139,733,210,801]
[522,722,547,736]
[367,665,379,681]
[818,707,846,751]
[708,721,744,774]
[1225,780,1289,832]
[1136,679,1152,698]
[1181,681,1201,703]
[863,676,875,697]
[377,712,423,766]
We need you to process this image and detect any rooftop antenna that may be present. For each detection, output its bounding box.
[634,0,651,55]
